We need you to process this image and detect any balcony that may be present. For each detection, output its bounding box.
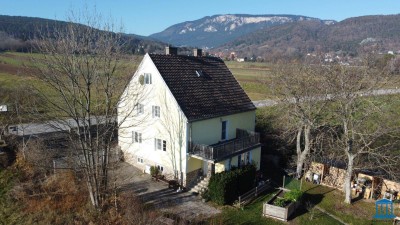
[188,129,260,162]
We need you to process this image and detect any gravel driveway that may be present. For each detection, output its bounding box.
[112,162,220,220]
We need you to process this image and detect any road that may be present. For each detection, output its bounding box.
[6,88,400,136]
[252,88,400,108]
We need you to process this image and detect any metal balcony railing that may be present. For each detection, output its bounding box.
[188,129,260,161]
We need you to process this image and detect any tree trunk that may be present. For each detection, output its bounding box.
[296,125,311,179]
[344,154,355,204]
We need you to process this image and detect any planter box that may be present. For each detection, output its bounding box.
[262,189,300,222]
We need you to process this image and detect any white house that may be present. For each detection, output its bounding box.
[118,47,261,187]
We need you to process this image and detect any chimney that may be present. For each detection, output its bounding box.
[193,48,202,57]
[165,46,178,55]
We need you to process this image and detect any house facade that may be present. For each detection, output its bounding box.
[118,47,261,187]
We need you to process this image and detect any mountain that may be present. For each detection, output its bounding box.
[149,14,335,48]
[215,14,400,61]
[0,15,165,53]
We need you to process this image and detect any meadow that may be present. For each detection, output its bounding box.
[0,52,276,102]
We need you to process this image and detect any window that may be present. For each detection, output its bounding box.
[155,138,166,151]
[132,131,142,143]
[137,157,144,164]
[144,73,152,84]
[155,138,162,150]
[136,103,144,115]
[195,70,203,77]
[157,165,164,172]
[221,120,228,140]
[152,106,160,118]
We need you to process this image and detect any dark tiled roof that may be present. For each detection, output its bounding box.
[149,54,256,121]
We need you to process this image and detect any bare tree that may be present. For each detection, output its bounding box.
[32,9,143,209]
[270,64,330,178]
[324,58,400,204]
[158,93,186,186]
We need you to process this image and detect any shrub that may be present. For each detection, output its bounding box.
[284,189,303,202]
[274,198,287,207]
[150,166,159,177]
[208,164,256,205]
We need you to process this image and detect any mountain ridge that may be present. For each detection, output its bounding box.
[150,14,335,48]
[0,15,165,53]
[214,14,400,61]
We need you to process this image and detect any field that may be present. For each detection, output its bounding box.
[0,52,276,101]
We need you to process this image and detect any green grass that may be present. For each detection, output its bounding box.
[212,191,285,225]
[212,180,398,225]
[212,188,346,225]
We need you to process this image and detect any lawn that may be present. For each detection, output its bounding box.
[211,187,344,225]
[211,179,398,225]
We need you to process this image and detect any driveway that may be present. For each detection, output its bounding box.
[112,162,220,220]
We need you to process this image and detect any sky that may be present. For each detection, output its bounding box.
[1,0,399,36]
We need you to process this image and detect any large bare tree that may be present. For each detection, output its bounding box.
[32,10,143,209]
[271,64,330,178]
[324,58,400,204]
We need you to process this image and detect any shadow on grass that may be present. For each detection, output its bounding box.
[287,192,325,221]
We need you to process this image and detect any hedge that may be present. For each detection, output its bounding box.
[208,164,256,205]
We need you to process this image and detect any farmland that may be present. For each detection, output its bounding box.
[0,52,275,101]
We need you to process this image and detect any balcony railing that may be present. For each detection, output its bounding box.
[188,129,260,161]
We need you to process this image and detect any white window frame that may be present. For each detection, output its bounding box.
[154,138,166,151]
[136,103,144,115]
[137,157,144,164]
[144,73,152,84]
[155,138,162,150]
[152,105,160,118]
[132,131,142,143]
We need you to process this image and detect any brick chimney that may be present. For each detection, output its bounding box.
[165,46,178,55]
[193,48,202,57]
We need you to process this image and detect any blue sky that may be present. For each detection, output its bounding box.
[1,0,399,36]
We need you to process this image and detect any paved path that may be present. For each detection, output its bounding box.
[112,162,220,220]
[252,88,400,108]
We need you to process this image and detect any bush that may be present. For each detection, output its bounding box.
[208,164,256,205]
[284,189,303,202]
[274,198,287,207]
[150,166,159,177]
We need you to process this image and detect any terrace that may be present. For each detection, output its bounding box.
[188,129,261,162]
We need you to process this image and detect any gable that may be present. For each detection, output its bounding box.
[149,54,256,121]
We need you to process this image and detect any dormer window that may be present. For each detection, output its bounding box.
[195,70,203,77]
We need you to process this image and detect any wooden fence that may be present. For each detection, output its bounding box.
[237,180,271,208]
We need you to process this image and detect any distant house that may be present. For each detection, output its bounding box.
[118,47,261,187]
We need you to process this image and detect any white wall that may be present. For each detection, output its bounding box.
[118,54,188,179]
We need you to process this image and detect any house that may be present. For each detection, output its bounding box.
[118,47,261,188]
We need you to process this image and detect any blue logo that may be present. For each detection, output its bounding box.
[373,198,396,219]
